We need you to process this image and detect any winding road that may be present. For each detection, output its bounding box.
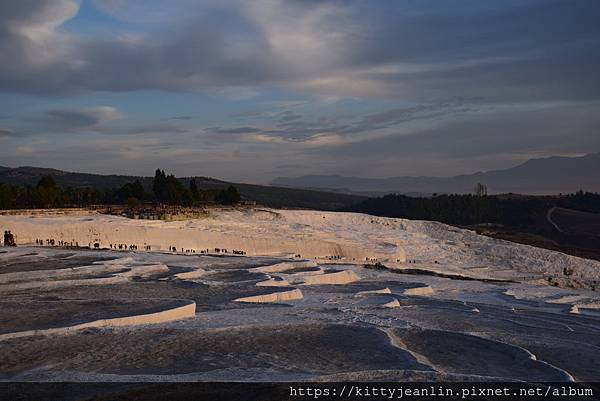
[546,207,564,233]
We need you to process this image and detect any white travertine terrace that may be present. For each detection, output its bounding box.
[0,264,123,285]
[578,302,600,310]
[255,278,290,287]
[299,270,360,285]
[380,299,401,308]
[505,288,600,316]
[0,262,171,292]
[0,245,598,382]
[403,285,435,296]
[1,276,130,292]
[355,288,392,296]
[233,288,303,303]
[0,209,406,262]
[251,260,317,273]
[175,268,206,280]
[0,301,196,341]
[119,264,170,278]
[290,268,324,277]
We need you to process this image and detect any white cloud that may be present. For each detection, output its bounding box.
[42,106,122,131]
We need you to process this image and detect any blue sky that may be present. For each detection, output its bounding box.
[1,0,599,183]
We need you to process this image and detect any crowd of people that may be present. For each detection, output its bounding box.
[6,232,396,264]
[26,237,250,256]
[34,239,80,247]
[110,243,141,251]
[168,246,247,255]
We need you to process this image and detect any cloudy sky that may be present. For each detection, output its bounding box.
[1,0,599,183]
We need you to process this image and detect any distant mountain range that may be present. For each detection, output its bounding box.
[0,166,365,210]
[272,153,600,195]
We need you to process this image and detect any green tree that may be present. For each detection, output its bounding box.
[0,183,17,209]
[165,175,192,205]
[117,180,145,203]
[152,169,168,202]
[217,185,241,205]
[33,175,63,208]
[37,175,57,189]
[152,169,193,205]
[189,178,200,201]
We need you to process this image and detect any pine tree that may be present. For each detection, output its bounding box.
[190,178,199,201]
[152,169,168,202]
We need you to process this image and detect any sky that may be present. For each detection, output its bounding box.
[1,0,599,184]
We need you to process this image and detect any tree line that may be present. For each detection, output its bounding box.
[345,190,600,227]
[0,169,241,209]
[150,169,240,206]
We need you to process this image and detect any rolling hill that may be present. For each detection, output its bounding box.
[0,166,365,211]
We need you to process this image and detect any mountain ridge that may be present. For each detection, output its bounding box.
[272,153,600,195]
